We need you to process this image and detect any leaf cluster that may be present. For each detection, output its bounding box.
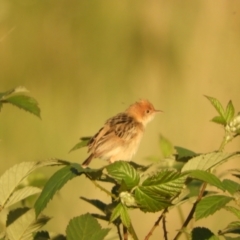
[2,89,240,240]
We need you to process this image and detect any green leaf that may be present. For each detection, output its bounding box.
[205,95,226,120]
[6,208,50,240]
[224,206,240,219]
[219,221,240,235]
[0,159,67,209]
[195,195,233,220]
[128,161,151,172]
[66,213,110,240]
[5,95,41,118]
[80,197,107,213]
[134,187,171,212]
[5,186,41,208]
[34,164,79,217]
[119,204,131,228]
[175,146,197,162]
[69,138,90,153]
[34,231,50,240]
[225,100,235,123]
[211,116,226,125]
[34,231,66,240]
[140,170,187,197]
[192,227,219,240]
[189,170,225,191]
[110,202,122,223]
[181,152,239,172]
[222,179,240,195]
[106,161,140,189]
[159,134,175,158]
[230,169,240,179]
[0,86,29,100]
[134,171,187,212]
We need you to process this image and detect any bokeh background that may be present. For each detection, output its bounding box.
[1,0,240,239]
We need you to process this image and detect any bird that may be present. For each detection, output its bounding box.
[82,99,161,167]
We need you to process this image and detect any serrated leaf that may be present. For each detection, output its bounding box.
[192,227,219,240]
[110,203,122,223]
[110,202,131,228]
[159,134,175,158]
[181,152,239,172]
[230,169,240,179]
[129,161,151,172]
[7,208,29,226]
[119,204,131,228]
[34,164,79,217]
[106,161,140,189]
[66,213,110,240]
[34,231,66,240]
[5,186,41,208]
[80,197,107,213]
[189,170,225,191]
[0,159,67,210]
[205,95,226,120]
[134,187,171,212]
[225,100,235,123]
[69,138,90,153]
[0,86,29,100]
[195,195,233,220]
[5,95,41,118]
[219,221,240,235]
[175,146,197,162]
[6,208,50,240]
[34,231,50,240]
[211,116,226,125]
[222,179,240,195]
[140,170,187,197]
[224,206,240,219]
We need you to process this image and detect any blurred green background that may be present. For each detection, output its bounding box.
[1,0,240,239]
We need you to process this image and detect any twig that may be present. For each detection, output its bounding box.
[117,223,123,240]
[91,180,117,199]
[162,212,168,240]
[172,182,207,240]
[144,208,167,240]
[123,225,128,240]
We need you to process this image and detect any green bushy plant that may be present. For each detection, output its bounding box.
[1,87,240,240]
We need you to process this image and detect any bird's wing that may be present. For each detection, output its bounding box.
[88,113,142,153]
[107,113,139,139]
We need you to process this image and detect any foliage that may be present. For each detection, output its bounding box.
[1,87,240,239]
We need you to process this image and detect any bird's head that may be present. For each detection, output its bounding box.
[126,99,161,126]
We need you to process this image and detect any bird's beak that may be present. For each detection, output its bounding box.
[154,109,163,113]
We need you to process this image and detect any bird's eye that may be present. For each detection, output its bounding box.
[145,109,150,114]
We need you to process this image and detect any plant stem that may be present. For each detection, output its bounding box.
[117,223,123,240]
[123,225,128,240]
[173,182,207,240]
[162,212,168,240]
[129,223,139,240]
[91,180,117,199]
[144,209,167,240]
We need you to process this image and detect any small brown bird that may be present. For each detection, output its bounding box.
[82,100,160,167]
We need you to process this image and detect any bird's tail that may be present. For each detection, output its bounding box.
[82,154,94,168]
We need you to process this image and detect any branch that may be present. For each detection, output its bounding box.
[123,225,128,240]
[172,182,207,240]
[144,208,167,240]
[117,223,123,240]
[91,180,117,199]
[162,212,168,240]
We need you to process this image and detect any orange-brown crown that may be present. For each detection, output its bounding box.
[125,99,160,126]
